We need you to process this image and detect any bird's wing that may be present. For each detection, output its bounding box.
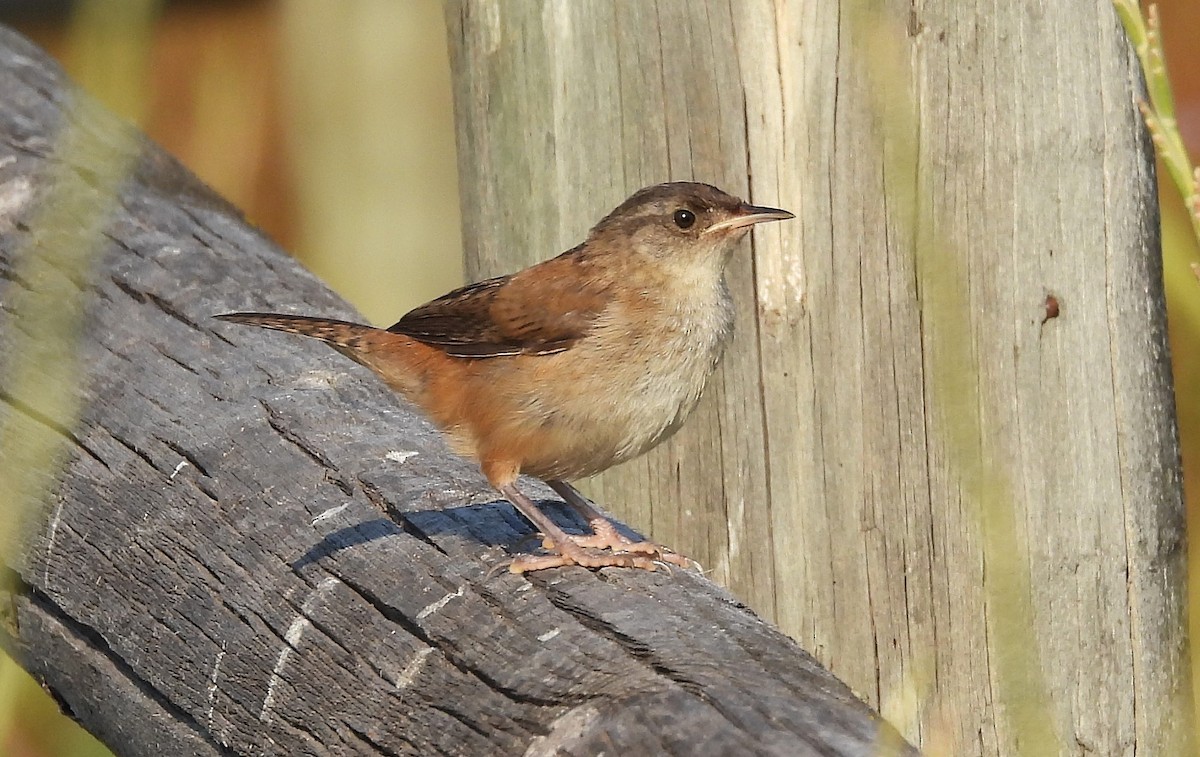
[387,256,611,358]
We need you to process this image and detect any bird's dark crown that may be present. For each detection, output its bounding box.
[588,182,744,239]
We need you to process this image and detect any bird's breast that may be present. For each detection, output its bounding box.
[505,278,734,479]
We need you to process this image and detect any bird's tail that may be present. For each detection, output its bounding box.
[214,312,430,398]
[215,312,377,347]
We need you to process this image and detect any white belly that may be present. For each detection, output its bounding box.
[522,279,734,479]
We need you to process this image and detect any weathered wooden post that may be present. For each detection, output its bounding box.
[446,1,1192,753]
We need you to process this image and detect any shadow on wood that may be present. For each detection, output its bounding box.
[0,25,913,757]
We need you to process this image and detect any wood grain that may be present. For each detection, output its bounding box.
[446,1,1193,753]
[0,23,911,757]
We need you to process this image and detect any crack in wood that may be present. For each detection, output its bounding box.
[24,588,227,753]
[530,579,782,744]
[148,339,201,376]
[0,260,31,289]
[256,398,356,497]
[154,435,211,479]
[109,273,203,333]
[101,424,160,473]
[261,576,341,723]
[357,479,450,557]
[344,722,407,757]
[0,388,110,471]
[333,572,570,715]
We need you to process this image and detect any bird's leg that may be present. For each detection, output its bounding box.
[545,480,695,570]
[497,482,659,573]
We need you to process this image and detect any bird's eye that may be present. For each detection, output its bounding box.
[673,209,696,229]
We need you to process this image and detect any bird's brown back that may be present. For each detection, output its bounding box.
[386,244,614,358]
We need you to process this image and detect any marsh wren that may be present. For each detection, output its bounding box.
[217,182,793,572]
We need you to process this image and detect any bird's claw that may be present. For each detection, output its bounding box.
[509,547,660,573]
[510,520,697,573]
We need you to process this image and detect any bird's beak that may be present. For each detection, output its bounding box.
[704,203,795,235]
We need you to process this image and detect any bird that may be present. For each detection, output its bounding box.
[216,182,793,572]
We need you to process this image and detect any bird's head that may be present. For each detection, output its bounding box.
[587,182,793,273]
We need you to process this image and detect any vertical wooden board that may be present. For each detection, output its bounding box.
[448,0,779,610]
[906,0,1190,753]
[1090,7,1192,753]
[734,0,835,669]
[446,1,1192,754]
[445,1,558,277]
[906,6,1007,752]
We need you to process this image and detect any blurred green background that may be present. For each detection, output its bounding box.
[0,1,1196,755]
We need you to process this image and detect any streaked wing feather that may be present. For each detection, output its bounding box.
[387,261,610,358]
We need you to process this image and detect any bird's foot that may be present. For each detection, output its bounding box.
[508,519,696,573]
[566,518,695,570]
[509,541,660,573]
